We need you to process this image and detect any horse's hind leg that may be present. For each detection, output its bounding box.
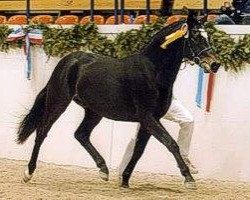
[74,108,109,181]
[24,101,70,183]
[120,127,151,188]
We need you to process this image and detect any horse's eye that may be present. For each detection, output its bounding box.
[192,31,200,36]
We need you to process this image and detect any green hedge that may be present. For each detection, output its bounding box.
[0,20,249,73]
[205,22,250,72]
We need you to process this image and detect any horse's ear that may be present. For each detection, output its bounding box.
[182,6,189,14]
[198,15,208,24]
[187,10,198,29]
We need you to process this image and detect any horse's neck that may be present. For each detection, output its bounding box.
[141,39,184,87]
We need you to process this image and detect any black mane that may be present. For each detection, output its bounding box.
[141,19,187,54]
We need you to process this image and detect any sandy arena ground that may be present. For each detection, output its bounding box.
[1,158,250,200]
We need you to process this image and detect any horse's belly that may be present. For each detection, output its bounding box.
[76,82,139,121]
[85,98,138,121]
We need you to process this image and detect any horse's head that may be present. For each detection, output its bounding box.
[184,11,221,73]
[159,11,220,73]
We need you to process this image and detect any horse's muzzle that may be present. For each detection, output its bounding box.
[210,62,221,73]
[200,55,221,73]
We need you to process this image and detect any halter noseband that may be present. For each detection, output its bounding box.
[184,36,212,66]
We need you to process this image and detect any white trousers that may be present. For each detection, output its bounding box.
[162,98,194,157]
[119,98,194,175]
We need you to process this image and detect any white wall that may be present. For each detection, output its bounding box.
[0,25,250,182]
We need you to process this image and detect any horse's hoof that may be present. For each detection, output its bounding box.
[23,168,33,183]
[99,170,109,181]
[120,183,129,189]
[118,176,129,188]
[184,181,197,190]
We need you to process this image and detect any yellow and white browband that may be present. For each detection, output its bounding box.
[160,23,188,49]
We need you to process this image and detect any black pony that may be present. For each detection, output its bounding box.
[17,11,220,189]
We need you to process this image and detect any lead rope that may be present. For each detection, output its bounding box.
[180,39,188,70]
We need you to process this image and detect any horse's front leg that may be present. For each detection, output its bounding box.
[142,114,197,189]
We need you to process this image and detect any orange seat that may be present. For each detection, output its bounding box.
[55,15,79,25]
[31,15,54,24]
[134,15,159,24]
[7,15,27,25]
[80,15,105,25]
[105,15,131,25]
[0,16,7,24]
[207,14,218,22]
[166,15,187,25]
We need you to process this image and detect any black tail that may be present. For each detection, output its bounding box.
[17,86,47,144]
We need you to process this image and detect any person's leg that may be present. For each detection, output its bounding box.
[242,16,250,24]
[118,124,140,177]
[215,14,235,24]
[163,98,198,174]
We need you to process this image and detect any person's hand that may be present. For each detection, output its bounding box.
[224,1,231,8]
[221,5,227,11]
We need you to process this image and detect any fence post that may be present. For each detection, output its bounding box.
[114,0,119,24]
[146,0,150,24]
[26,0,30,20]
[203,0,208,15]
[90,0,94,21]
[121,0,124,23]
